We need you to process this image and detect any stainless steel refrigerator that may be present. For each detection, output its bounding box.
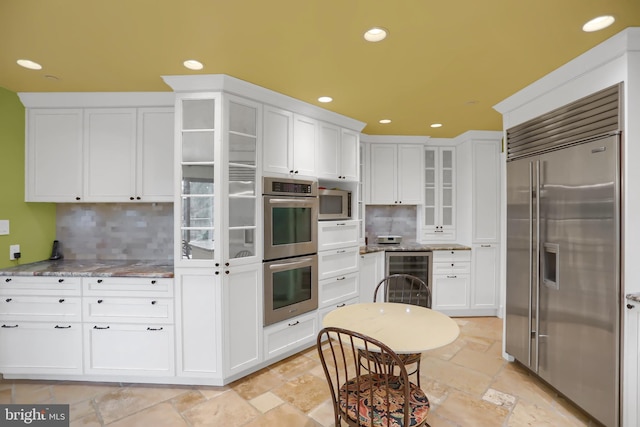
[505,133,621,427]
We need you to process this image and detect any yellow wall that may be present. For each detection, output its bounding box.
[0,87,56,269]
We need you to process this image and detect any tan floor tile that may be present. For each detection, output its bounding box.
[69,398,98,422]
[108,401,189,427]
[70,413,102,427]
[423,412,461,427]
[52,383,116,405]
[269,353,320,379]
[492,362,556,408]
[230,368,285,400]
[183,390,259,427]
[425,338,466,361]
[242,403,318,427]
[95,386,185,424]
[0,388,11,404]
[420,356,493,397]
[170,390,207,413]
[308,400,338,427]
[271,373,331,413]
[419,378,450,407]
[433,388,509,427]
[249,391,284,413]
[508,399,588,427]
[195,385,229,400]
[451,347,506,377]
[12,383,52,403]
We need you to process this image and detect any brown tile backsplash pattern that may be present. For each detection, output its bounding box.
[56,204,173,260]
[365,205,418,243]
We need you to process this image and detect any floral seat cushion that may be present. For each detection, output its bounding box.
[338,374,430,427]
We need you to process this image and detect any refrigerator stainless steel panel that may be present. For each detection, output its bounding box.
[506,135,620,427]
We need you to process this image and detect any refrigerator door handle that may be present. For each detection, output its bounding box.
[534,159,541,372]
[528,160,534,367]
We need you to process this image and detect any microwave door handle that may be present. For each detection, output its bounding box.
[268,258,314,270]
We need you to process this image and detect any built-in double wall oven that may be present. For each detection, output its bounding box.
[263,177,319,326]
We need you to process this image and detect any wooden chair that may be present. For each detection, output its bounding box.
[369,274,432,387]
[317,326,431,427]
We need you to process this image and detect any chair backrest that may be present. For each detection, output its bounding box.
[317,326,419,427]
[373,274,432,308]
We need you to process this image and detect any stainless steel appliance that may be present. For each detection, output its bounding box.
[318,188,351,220]
[385,251,433,297]
[263,177,319,325]
[263,177,318,261]
[263,254,318,326]
[505,84,622,427]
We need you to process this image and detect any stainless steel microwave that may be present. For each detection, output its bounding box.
[318,188,351,220]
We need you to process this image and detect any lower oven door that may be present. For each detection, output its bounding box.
[263,254,318,326]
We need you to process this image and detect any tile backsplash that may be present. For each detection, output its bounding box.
[56,204,174,260]
[365,205,417,243]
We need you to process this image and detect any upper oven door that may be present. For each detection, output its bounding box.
[263,195,318,260]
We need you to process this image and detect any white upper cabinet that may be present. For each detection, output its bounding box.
[317,122,359,181]
[472,139,501,243]
[263,106,317,178]
[26,109,84,202]
[25,103,174,203]
[84,108,137,202]
[369,144,423,205]
[423,146,456,241]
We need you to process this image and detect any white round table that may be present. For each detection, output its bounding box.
[322,302,460,354]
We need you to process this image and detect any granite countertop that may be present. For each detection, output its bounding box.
[360,242,471,255]
[0,259,174,278]
[627,294,640,304]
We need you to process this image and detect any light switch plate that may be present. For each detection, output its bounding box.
[0,220,8,235]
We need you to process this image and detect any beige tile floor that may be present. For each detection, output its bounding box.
[0,317,602,426]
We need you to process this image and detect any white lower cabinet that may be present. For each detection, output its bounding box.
[84,323,174,376]
[624,300,640,427]
[358,251,385,302]
[317,296,360,327]
[0,322,83,375]
[175,271,221,378]
[432,250,471,314]
[0,276,83,375]
[263,312,317,360]
[319,272,358,308]
[471,244,500,311]
[318,246,359,281]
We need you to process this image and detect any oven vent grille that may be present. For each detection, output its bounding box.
[506,83,621,161]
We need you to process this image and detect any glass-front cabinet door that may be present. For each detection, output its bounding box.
[422,146,456,241]
[224,95,260,263]
[177,94,222,263]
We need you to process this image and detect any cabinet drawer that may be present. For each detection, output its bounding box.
[433,261,471,275]
[319,272,359,308]
[83,297,173,324]
[0,296,81,322]
[84,323,175,376]
[318,220,359,251]
[0,321,83,375]
[264,312,317,360]
[83,277,173,297]
[318,246,359,280]
[432,275,470,310]
[317,296,360,327]
[432,250,471,263]
[0,276,81,296]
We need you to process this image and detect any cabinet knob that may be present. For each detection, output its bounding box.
[225,270,230,275]
[151,300,157,305]
[215,271,220,275]
[97,299,103,304]
[151,280,157,285]
[75,196,81,200]
[5,298,12,302]
[225,262,230,267]
[136,196,141,200]
[58,299,65,303]
[58,278,64,283]
[628,304,635,309]
[289,170,294,174]
[5,278,11,282]
[294,170,299,174]
[130,196,135,200]
[215,263,220,267]
[97,279,103,284]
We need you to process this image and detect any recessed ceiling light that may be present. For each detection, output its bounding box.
[582,15,615,32]
[16,59,42,70]
[318,96,333,103]
[183,59,204,70]
[379,119,391,124]
[430,123,443,128]
[364,27,388,42]
[44,74,59,81]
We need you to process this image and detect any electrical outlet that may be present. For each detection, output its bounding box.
[9,244,20,261]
